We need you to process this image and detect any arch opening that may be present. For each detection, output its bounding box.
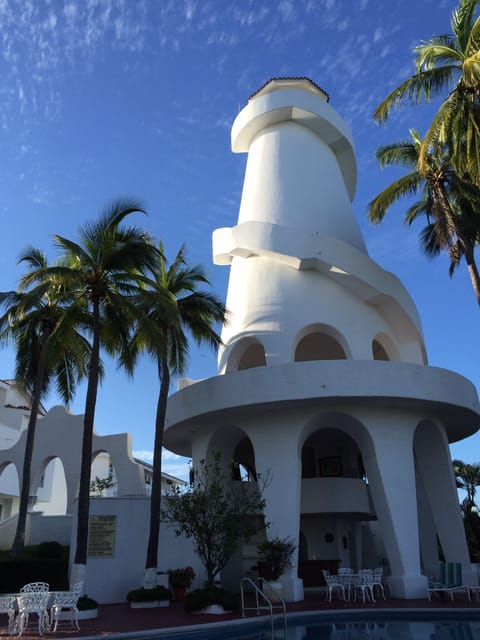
[90,451,117,497]
[295,331,347,362]
[226,338,267,372]
[372,339,389,361]
[34,457,67,515]
[0,462,19,523]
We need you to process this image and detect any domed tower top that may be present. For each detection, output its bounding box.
[213,78,426,373]
[230,76,365,252]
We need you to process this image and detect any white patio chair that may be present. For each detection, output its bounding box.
[350,571,375,604]
[0,595,17,634]
[50,582,84,632]
[15,591,51,636]
[371,567,387,599]
[20,582,49,593]
[323,570,346,602]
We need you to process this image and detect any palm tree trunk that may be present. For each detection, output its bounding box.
[74,298,101,568]
[463,246,480,305]
[10,347,48,558]
[144,355,170,586]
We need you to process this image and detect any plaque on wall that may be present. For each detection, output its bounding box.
[88,515,116,557]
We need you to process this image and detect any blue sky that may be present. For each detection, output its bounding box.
[1,0,479,480]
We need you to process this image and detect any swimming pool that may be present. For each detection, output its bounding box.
[145,611,480,640]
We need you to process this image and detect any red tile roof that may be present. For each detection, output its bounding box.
[248,77,329,102]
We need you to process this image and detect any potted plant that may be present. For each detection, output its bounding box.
[75,596,99,620]
[257,537,295,597]
[168,567,195,602]
[126,586,172,609]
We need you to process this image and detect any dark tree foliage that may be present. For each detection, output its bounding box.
[161,453,268,588]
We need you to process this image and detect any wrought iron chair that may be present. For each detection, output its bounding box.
[350,570,375,604]
[0,595,16,634]
[371,567,387,599]
[20,582,49,593]
[15,591,51,636]
[322,570,347,602]
[50,582,84,632]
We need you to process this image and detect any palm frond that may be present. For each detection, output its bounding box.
[375,138,420,169]
[465,14,480,56]
[414,38,463,71]
[373,66,459,123]
[453,0,480,50]
[462,49,480,86]
[368,172,423,223]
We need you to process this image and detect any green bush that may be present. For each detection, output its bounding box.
[0,559,68,592]
[184,587,239,613]
[37,541,64,560]
[78,596,98,611]
[257,537,295,581]
[126,586,171,603]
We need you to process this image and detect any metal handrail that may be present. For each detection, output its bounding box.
[240,577,287,638]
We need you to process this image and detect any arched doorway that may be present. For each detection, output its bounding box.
[0,462,19,523]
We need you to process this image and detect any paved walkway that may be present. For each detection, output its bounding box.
[1,590,478,639]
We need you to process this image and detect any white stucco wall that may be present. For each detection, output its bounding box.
[70,497,204,604]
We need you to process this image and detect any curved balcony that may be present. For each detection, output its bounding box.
[165,360,480,456]
[301,477,373,517]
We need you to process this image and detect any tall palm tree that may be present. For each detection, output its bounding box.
[0,247,90,557]
[453,458,480,511]
[453,459,480,559]
[51,198,158,584]
[126,243,226,587]
[368,129,480,303]
[374,0,480,182]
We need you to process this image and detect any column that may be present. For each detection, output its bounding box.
[362,412,428,598]
[252,420,304,601]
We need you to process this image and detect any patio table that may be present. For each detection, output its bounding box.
[334,572,376,603]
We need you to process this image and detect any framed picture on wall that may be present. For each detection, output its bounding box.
[319,456,342,477]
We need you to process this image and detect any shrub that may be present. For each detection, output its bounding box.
[184,587,239,613]
[77,596,98,611]
[126,586,171,603]
[0,559,68,592]
[257,537,295,581]
[37,541,64,560]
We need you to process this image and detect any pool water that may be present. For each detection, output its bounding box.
[159,614,480,640]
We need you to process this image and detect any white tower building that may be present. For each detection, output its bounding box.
[164,78,480,601]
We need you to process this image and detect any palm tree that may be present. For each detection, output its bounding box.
[373,0,480,182]
[51,198,158,584]
[368,129,480,303]
[453,458,480,511]
[453,459,480,560]
[126,243,226,587]
[0,247,90,557]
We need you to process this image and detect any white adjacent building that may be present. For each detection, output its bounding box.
[0,379,185,549]
[164,78,480,601]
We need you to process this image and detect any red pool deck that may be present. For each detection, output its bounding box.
[1,590,478,639]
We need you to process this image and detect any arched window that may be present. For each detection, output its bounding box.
[226,338,267,372]
[295,333,346,361]
[238,343,266,370]
[372,339,389,361]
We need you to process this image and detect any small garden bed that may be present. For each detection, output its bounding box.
[126,586,171,608]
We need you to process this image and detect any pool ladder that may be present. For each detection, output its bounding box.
[240,577,287,638]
